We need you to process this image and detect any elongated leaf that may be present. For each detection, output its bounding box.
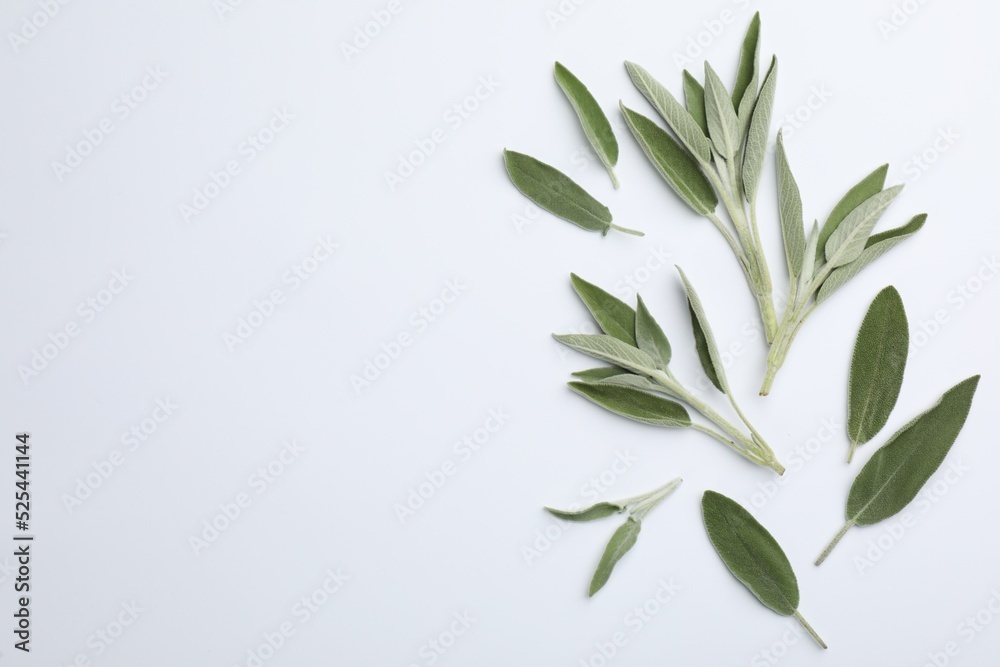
[702,491,799,616]
[682,70,708,135]
[817,214,926,303]
[776,131,805,280]
[567,381,691,428]
[816,164,889,265]
[590,518,642,596]
[824,185,904,268]
[624,62,712,162]
[503,150,614,234]
[846,375,980,526]
[677,267,728,393]
[620,103,718,215]
[570,274,637,345]
[595,374,674,398]
[742,56,777,203]
[847,287,909,461]
[635,295,672,369]
[703,63,741,161]
[572,367,630,382]
[555,62,620,188]
[733,12,761,109]
[546,502,624,522]
[553,334,657,376]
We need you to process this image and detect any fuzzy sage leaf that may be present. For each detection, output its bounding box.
[635,294,672,369]
[742,56,777,204]
[775,131,806,281]
[555,62,620,188]
[703,63,741,161]
[571,273,637,345]
[553,334,657,376]
[815,164,889,267]
[824,185,904,268]
[624,62,712,163]
[733,12,761,110]
[682,70,708,135]
[545,502,624,522]
[568,382,691,428]
[677,266,729,394]
[590,518,641,596]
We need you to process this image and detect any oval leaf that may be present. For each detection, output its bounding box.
[703,63,741,161]
[624,62,712,163]
[702,491,799,616]
[775,131,806,281]
[825,185,904,268]
[815,164,889,267]
[567,381,691,428]
[677,267,729,394]
[847,375,980,526]
[553,334,658,376]
[555,62,620,187]
[571,274,637,345]
[620,103,718,216]
[682,70,708,135]
[635,294,672,369]
[847,287,909,461]
[742,56,777,204]
[589,518,642,596]
[546,502,624,522]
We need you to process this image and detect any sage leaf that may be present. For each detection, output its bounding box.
[546,502,624,522]
[590,518,641,596]
[595,373,674,398]
[635,294,672,369]
[702,491,827,648]
[572,367,631,382]
[677,267,729,394]
[571,273,637,345]
[817,375,980,565]
[567,381,692,428]
[776,131,805,280]
[733,12,761,110]
[555,62,620,188]
[817,214,926,303]
[553,334,657,376]
[798,221,820,294]
[703,63,741,161]
[847,287,908,463]
[824,185,904,269]
[742,56,777,204]
[816,164,889,266]
[682,70,708,135]
[620,103,718,216]
[503,150,642,236]
[624,62,712,163]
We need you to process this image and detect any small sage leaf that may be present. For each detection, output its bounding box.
[703,62,741,161]
[847,287,909,462]
[776,131,806,281]
[682,70,708,135]
[824,185,905,269]
[590,518,642,596]
[546,502,624,522]
[817,214,926,303]
[624,62,712,163]
[677,267,729,394]
[635,294,672,369]
[816,164,889,266]
[555,62,620,188]
[572,367,631,382]
[503,150,642,236]
[571,274,637,345]
[742,56,777,204]
[553,334,657,376]
[732,12,761,110]
[567,381,691,428]
[620,103,718,216]
[595,374,675,399]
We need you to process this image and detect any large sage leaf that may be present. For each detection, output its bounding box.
[847,287,908,462]
[824,185,904,269]
[555,62,620,188]
[546,502,624,522]
[682,70,708,135]
[553,334,657,376]
[570,273,637,345]
[776,131,805,280]
[815,164,889,266]
[703,63,741,161]
[742,56,777,204]
[677,267,729,394]
[590,518,641,596]
[635,295,672,369]
[620,103,718,216]
[625,62,712,163]
[567,381,691,428]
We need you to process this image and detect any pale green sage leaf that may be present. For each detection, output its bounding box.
[624,62,712,163]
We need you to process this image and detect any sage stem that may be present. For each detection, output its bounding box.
[815,521,855,566]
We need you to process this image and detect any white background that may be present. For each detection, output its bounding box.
[1,0,999,665]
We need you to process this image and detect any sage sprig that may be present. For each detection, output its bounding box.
[816,375,980,565]
[545,478,683,596]
[702,491,827,648]
[556,271,785,474]
[555,62,620,188]
[847,287,909,462]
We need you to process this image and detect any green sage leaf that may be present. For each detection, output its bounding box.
[816,164,889,266]
[798,221,820,294]
[635,295,672,369]
[570,274,637,345]
[775,131,805,280]
[733,12,761,110]
[620,103,718,216]
[703,63,741,161]
[572,367,631,382]
[742,56,777,204]
[847,287,909,462]
[553,334,657,376]
[567,381,691,428]
[624,62,712,163]
[555,62,620,188]
[546,502,624,522]
[677,267,729,394]
[590,518,642,596]
[595,374,674,398]
[682,70,708,135]
[824,185,904,269]
[817,214,926,303]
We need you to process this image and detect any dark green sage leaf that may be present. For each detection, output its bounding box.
[847,287,908,462]
[635,295,672,370]
[572,367,631,382]
[742,56,777,204]
[824,185,904,268]
[546,502,624,522]
[570,274,637,345]
[624,62,712,163]
[553,334,657,376]
[703,63,741,161]
[816,164,889,266]
[677,267,728,394]
[682,70,708,135]
[733,12,761,110]
[776,131,805,280]
[590,518,641,596]
[555,62,620,188]
[567,381,691,428]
